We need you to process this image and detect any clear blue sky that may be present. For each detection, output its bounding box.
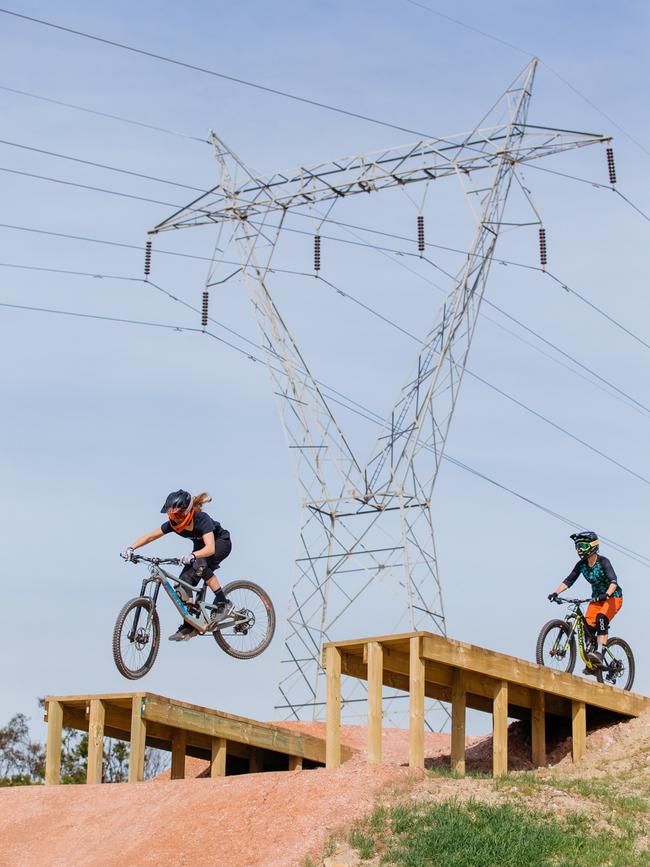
[1,1,648,737]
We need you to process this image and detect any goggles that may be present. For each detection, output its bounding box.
[167,507,194,532]
[576,540,596,555]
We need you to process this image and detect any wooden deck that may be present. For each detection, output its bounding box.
[43,692,354,785]
[323,632,649,776]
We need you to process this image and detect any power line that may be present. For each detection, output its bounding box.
[0,138,206,192]
[0,165,181,208]
[0,7,434,139]
[4,290,648,569]
[2,215,648,420]
[0,83,209,143]
[4,257,648,490]
[400,0,650,160]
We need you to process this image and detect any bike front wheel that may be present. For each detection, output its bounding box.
[213,580,276,660]
[596,637,635,691]
[113,597,160,679]
[536,619,576,674]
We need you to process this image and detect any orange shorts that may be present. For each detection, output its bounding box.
[585,596,622,628]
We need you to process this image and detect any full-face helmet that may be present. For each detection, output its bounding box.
[161,489,194,532]
[570,531,599,560]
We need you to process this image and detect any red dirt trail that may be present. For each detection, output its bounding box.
[0,725,463,867]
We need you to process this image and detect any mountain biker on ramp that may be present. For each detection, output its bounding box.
[548,531,623,672]
[122,490,232,641]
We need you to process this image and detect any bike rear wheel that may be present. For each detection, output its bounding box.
[536,619,576,674]
[596,637,635,691]
[113,597,160,679]
[213,580,275,659]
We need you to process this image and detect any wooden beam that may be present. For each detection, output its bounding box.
[572,700,586,764]
[531,691,546,768]
[325,645,342,769]
[409,636,425,769]
[211,737,227,778]
[367,641,383,765]
[128,696,147,783]
[141,695,339,764]
[87,699,105,785]
[420,634,645,717]
[288,754,303,771]
[171,729,187,780]
[45,700,63,786]
[492,679,508,777]
[451,670,466,776]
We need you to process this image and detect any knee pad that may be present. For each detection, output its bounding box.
[595,613,610,636]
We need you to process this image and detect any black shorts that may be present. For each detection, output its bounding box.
[180,537,232,586]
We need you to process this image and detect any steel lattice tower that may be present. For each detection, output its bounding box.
[150,59,608,724]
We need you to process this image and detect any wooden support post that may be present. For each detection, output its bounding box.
[128,696,147,783]
[87,699,105,785]
[492,679,508,777]
[572,700,586,764]
[367,641,383,765]
[451,670,466,776]
[531,690,546,768]
[325,645,342,769]
[171,729,187,780]
[249,748,262,773]
[288,754,303,771]
[45,700,63,786]
[409,636,425,769]
[210,737,227,778]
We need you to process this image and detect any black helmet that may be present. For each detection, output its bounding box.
[570,531,599,560]
[160,489,192,514]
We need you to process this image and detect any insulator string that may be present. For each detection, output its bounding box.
[314,234,321,272]
[201,290,209,327]
[417,214,425,254]
[144,239,152,276]
[606,147,617,185]
[538,227,547,269]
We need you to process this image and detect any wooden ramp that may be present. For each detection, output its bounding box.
[44,692,354,785]
[323,632,649,776]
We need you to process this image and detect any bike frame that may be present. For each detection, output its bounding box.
[130,557,239,637]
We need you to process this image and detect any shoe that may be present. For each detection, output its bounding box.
[582,666,597,676]
[210,599,234,625]
[586,650,604,668]
[168,623,197,641]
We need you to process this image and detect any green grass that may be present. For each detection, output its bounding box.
[344,799,648,866]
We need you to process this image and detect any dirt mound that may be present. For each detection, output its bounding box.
[1,715,647,867]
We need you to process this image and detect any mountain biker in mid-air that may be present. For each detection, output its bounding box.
[548,531,623,673]
[121,490,232,641]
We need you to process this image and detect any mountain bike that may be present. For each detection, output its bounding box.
[113,554,276,679]
[536,596,635,691]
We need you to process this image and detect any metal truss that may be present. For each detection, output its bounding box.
[150,59,608,724]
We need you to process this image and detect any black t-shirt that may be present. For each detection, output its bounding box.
[161,510,230,551]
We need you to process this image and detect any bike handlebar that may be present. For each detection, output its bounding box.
[553,596,592,605]
[121,553,180,566]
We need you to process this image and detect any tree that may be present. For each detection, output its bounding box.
[0,703,168,786]
[0,713,45,786]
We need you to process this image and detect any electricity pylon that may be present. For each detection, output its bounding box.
[150,59,608,723]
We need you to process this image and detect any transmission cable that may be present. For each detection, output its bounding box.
[4,290,648,569]
[400,0,650,161]
[0,84,209,143]
[4,258,648,489]
[2,215,648,419]
[0,7,435,139]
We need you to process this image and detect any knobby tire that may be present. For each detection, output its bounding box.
[112,596,160,680]
[596,636,635,691]
[213,580,276,659]
[536,619,576,674]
